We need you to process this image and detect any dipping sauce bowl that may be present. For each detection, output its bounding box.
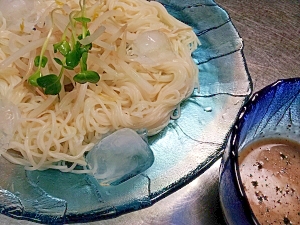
[219,78,300,225]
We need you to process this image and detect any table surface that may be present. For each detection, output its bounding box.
[1,0,299,224]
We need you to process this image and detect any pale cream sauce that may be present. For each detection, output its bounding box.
[239,138,300,225]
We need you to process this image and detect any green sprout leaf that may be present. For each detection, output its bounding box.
[37,74,62,95]
[73,70,100,84]
[54,57,63,66]
[74,17,91,23]
[53,40,71,56]
[34,56,48,68]
[65,49,81,68]
[28,70,42,87]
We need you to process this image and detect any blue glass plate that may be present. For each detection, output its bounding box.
[0,0,252,224]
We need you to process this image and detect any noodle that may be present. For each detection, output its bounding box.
[0,0,200,171]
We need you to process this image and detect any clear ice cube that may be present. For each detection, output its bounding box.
[86,128,154,186]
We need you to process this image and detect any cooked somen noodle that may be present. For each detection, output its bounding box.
[0,0,199,172]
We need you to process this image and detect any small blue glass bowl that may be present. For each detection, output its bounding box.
[219,78,300,225]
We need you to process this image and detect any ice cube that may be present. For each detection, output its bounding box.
[0,98,20,153]
[86,128,154,186]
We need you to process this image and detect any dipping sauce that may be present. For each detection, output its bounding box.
[239,138,300,225]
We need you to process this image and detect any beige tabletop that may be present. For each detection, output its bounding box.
[1,0,299,224]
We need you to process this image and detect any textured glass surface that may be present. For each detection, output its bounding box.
[219,78,300,225]
[0,0,251,223]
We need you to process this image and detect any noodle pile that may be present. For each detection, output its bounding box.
[0,0,199,172]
